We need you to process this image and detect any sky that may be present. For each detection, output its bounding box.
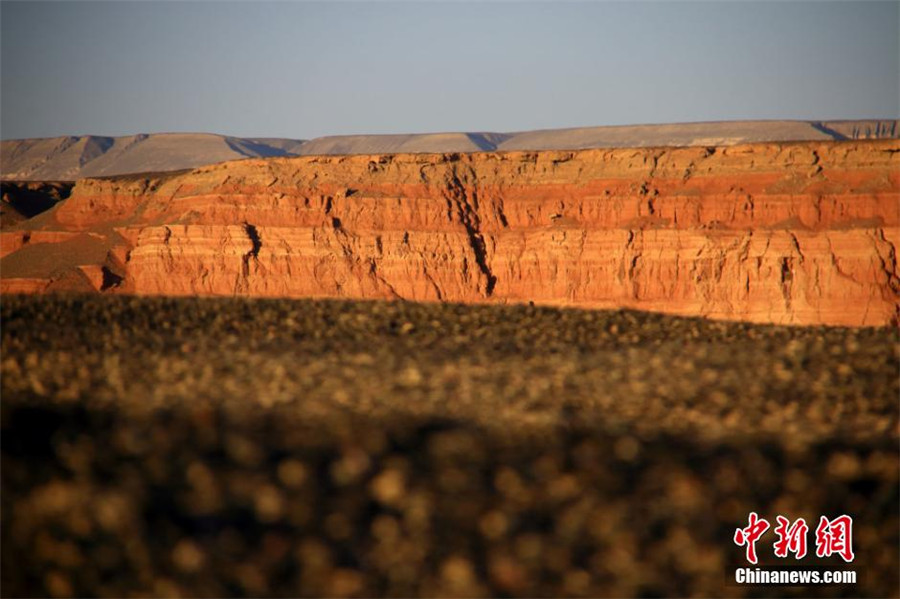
[1,1,898,141]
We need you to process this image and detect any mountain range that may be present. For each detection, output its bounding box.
[1,119,896,181]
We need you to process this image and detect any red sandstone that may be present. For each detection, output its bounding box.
[2,140,897,326]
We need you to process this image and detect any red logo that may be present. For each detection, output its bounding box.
[773,516,809,559]
[734,512,770,564]
[815,515,855,563]
[735,513,854,563]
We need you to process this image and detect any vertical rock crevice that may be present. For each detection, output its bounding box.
[235,222,262,294]
[780,257,794,309]
[241,222,262,277]
[331,217,402,300]
[872,228,899,295]
[443,164,497,297]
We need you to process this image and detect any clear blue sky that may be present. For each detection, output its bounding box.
[1,1,898,140]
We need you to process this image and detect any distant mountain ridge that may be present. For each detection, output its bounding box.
[0,133,306,181]
[2,119,896,181]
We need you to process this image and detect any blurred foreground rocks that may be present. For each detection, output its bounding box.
[1,295,897,597]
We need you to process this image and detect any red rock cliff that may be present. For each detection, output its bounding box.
[3,140,898,326]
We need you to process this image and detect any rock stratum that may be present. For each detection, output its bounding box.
[1,139,898,327]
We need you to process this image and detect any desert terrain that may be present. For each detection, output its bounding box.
[1,295,897,597]
[1,120,898,597]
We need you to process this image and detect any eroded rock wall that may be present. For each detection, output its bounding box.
[5,140,899,326]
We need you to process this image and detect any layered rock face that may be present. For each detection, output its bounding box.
[3,140,898,326]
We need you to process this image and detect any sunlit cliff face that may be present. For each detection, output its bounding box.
[2,139,898,327]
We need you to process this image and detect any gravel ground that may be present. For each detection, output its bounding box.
[1,295,897,598]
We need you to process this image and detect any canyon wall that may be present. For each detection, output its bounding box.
[2,140,898,326]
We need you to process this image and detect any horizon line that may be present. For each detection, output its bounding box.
[3,117,899,143]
